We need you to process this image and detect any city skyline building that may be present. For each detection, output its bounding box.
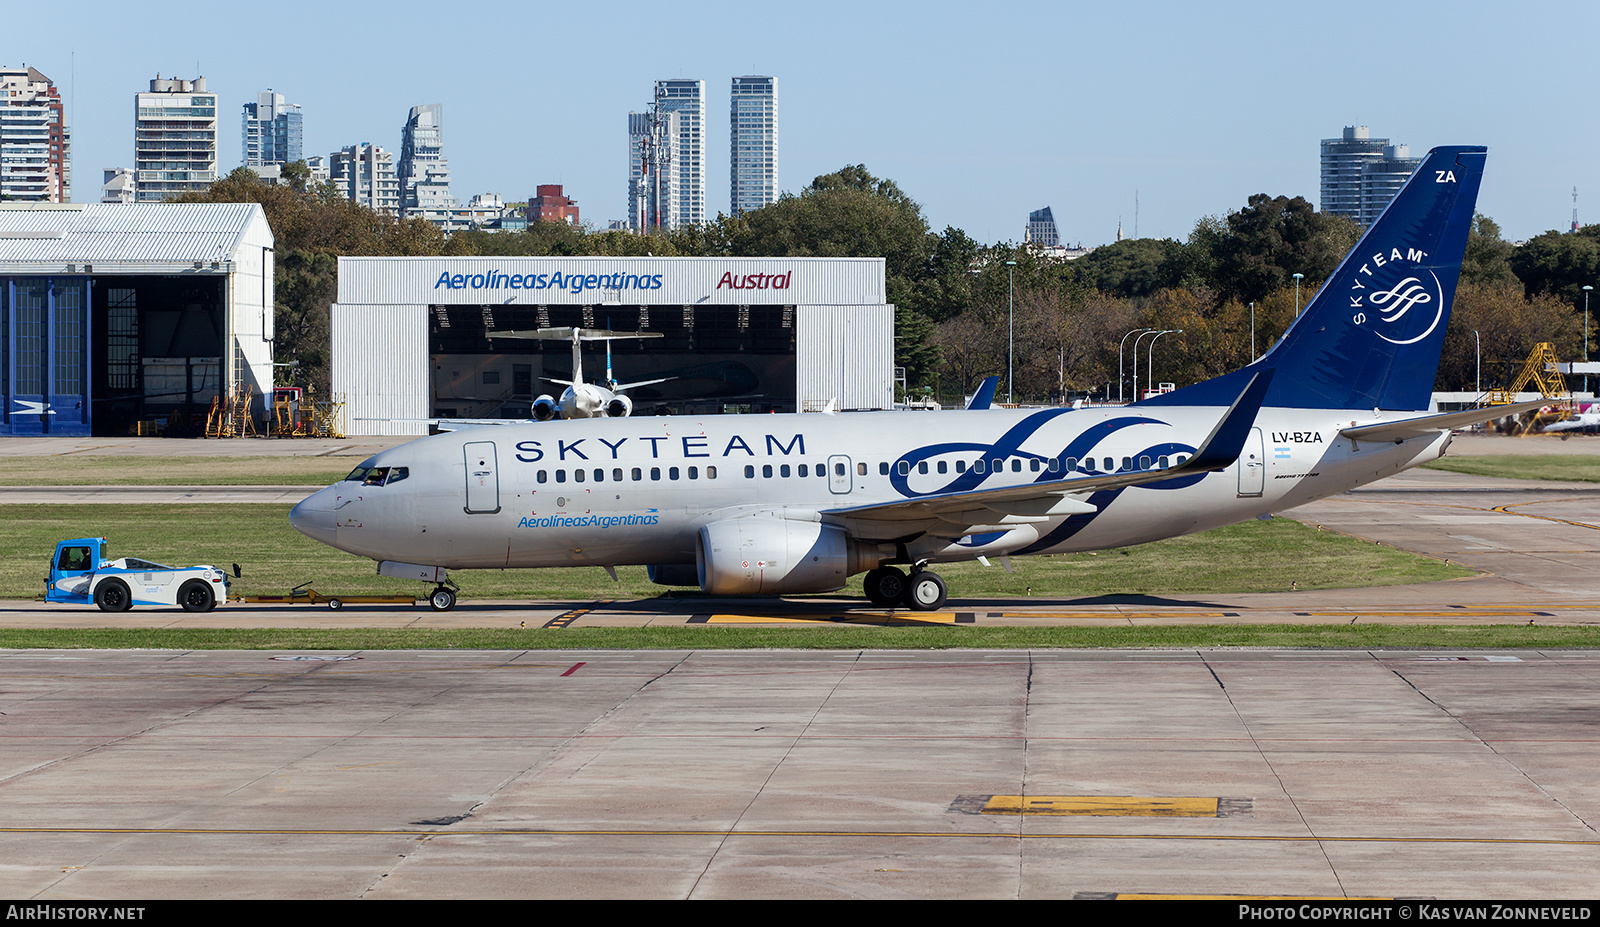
[530,184,579,225]
[329,142,399,215]
[134,75,217,203]
[1320,125,1388,223]
[1358,144,1422,228]
[0,66,70,202]
[653,79,705,225]
[729,76,777,216]
[100,167,135,203]
[1026,206,1060,247]
[398,104,453,217]
[241,90,302,168]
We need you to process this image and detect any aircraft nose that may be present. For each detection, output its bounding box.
[289,487,338,547]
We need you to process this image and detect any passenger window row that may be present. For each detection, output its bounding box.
[536,466,718,484]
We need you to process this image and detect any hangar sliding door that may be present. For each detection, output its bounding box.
[3,277,90,436]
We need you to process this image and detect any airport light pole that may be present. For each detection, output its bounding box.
[1293,273,1304,316]
[1148,329,1182,397]
[1585,285,1593,396]
[1131,328,1161,402]
[1473,330,1481,398]
[1006,260,1017,404]
[1132,328,1173,401]
[1118,327,1152,402]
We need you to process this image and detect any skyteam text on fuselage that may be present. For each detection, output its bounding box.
[292,146,1533,611]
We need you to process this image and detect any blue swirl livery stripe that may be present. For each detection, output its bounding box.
[890,411,1167,497]
[1011,438,1203,555]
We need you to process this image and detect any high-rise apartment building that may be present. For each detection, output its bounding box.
[1026,207,1060,247]
[654,80,705,225]
[242,90,302,168]
[1320,126,1388,223]
[134,76,217,202]
[628,108,680,231]
[398,104,454,217]
[330,143,399,215]
[1320,127,1422,228]
[1358,145,1422,228]
[729,76,777,216]
[0,66,70,202]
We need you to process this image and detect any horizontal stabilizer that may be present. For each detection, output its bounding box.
[1340,400,1550,442]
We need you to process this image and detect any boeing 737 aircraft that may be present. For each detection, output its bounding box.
[293,146,1534,611]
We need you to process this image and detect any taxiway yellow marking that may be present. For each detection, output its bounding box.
[1491,502,1600,532]
[703,613,961,625]
[981,796,1221,817]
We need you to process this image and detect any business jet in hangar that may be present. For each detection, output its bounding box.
[490,326,671,420]
[292,146,1533,611]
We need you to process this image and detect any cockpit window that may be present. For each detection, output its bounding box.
[348,466,408,486]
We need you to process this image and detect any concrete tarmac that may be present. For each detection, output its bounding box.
[1,647,1597,899]
[3,432,1600,898]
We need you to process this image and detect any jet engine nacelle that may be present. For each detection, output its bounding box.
[696,516,888,595]
[604,395,633,418]
[531,395,559,421]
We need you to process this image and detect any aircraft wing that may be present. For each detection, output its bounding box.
[822,369,1272,532]
[487,328,663,341]
[1339,400,1549,442]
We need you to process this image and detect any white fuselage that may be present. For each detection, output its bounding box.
[290,404,1448,572]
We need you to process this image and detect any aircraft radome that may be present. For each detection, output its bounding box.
[293,146,1536,612]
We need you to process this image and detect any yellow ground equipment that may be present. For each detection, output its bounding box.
[1480,343,1574,434]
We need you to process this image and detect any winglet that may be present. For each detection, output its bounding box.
[1186,367,1274,471]
[966,376,999,410]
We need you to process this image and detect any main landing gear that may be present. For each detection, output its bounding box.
[863,566,947,611]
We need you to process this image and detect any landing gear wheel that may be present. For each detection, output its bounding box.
[327,598,342,610]
[94,578,132,613]
[863,567,908,607]
[902,571,947,611]
[178,580,215,613]
[429,587,456,611]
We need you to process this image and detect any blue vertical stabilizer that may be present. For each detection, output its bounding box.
[1143,145,1486,412]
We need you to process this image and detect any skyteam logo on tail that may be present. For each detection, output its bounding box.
[1349,245,1445,346]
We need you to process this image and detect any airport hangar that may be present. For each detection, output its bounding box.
[332,256,895,435]
[0,203,275,437]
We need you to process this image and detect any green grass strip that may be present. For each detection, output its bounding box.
[1424,455,1600,483]
[0,505,1469,601]
[0,625,1595,651]
[0,455,350,486]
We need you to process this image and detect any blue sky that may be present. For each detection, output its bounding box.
[18,0,1598,245]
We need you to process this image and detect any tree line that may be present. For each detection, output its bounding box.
[181,164,1598,402]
